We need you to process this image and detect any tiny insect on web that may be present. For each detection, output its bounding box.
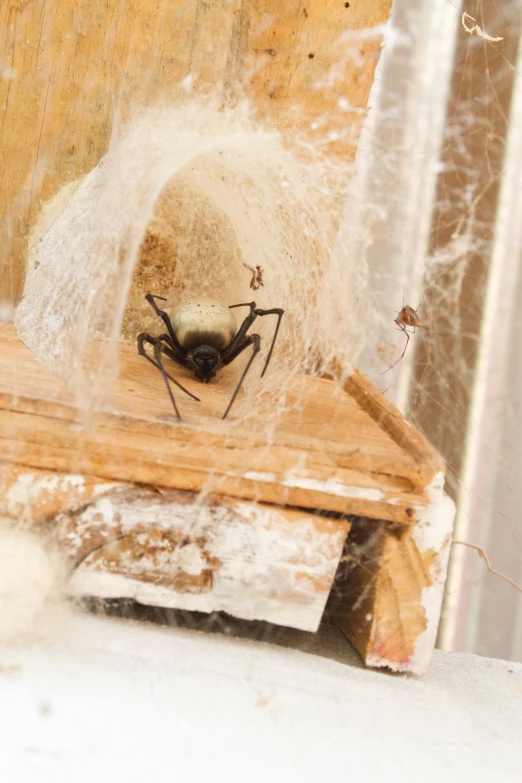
[242,262,264,291]
[137,293,284,420]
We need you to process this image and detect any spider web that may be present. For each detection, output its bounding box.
[400,0,522,660]
[3,0,522,665]
[14,100,356,427]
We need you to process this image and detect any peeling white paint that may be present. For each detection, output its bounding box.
[410,473,456,674]
[5,473,87,521]
[69,571,324,632]
[411,472,453,552]
[282,476,384,501]
[91,482,123,496]
[177,543,206,576]
[64,493,347,633]
[244,471,384,501]
[244,471,277,483]
[3,472,121,524]
[362,473,456,674]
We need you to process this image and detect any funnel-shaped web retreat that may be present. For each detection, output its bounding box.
[15,102,376,426]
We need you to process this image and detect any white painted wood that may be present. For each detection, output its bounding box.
[1,611,520,783]
[55,491,348,633]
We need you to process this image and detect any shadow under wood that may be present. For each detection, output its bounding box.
[80,515,411,673]
[325,517,390,656]
[82,598,366,670]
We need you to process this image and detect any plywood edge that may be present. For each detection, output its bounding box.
[335,472,455,674]
[345,370,446,482]
[0,386,428,494]
[0,325,441,523]
[0,414,429,524]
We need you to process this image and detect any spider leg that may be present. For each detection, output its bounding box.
[221,334,261,420]
[392,325,415,336]
[228,302,258,342]
[226,302,284,377]
[252,307,284,377]
[381,324,410,375]
[156,333,193,369]
[145,293,184,352]
[224,302,258,359]
[153,341,182,419]
[137,333,200,405]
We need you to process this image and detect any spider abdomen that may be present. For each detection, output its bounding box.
[170,299,237,351]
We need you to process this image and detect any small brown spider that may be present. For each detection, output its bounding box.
[397,304,422,330]
[382,304,422,374]
[382,303,457,374]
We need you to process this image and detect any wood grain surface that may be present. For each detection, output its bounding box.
[0,0,392,302]
[0,0,453,672]
[0,324,443,523]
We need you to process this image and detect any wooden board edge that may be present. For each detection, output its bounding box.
[335,475,455,673]
[0,436,426,525]
[344,370,446,482]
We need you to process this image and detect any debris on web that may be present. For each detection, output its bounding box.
[461,11,504,42]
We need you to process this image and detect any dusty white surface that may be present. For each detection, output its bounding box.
[1,611,521,783]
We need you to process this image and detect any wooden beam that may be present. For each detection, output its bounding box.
[59,488,350,632]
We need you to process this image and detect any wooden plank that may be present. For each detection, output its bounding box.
[0,0,392,301]
[1,453,455,669]
[0,461,349,632]
[344,371,445,474]
[248,0,392,157]
[54,486,350,632]
[0,325,441,522]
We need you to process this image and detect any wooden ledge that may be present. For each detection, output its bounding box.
[0,324,442,525]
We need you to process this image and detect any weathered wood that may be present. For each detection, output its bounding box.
[344,371,445,473]
[331,507,454,673]
[56,487,350,632]
[0,463,120,525]
[0,325,455,670]
[0,0,455,672]
[0,0,392,302]
[0,324,441,524]
[0,465,349,633]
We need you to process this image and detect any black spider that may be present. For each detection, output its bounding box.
[137,293,284,420]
